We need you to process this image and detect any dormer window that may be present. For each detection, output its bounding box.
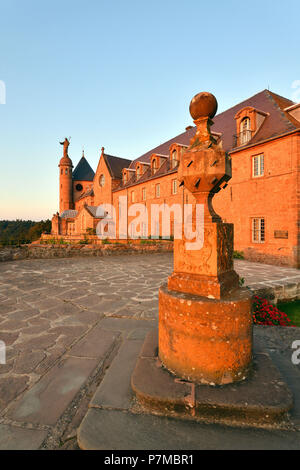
[171,150,178,169]
[234,106,268,148]
[136,164,143,179]
[240,117,251,145]
[152,159,157,174]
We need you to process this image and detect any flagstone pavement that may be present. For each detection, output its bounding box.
[0,253,299,450]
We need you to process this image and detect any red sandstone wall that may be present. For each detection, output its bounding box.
[73,180,93,203]
[214,133,300,267]
[75,195,94,212]
[112,171,188,239]
[74,207,96,235]
[93,155,114,206]
[55,133,300,267]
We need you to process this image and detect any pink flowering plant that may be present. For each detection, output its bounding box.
[252,296,295,327]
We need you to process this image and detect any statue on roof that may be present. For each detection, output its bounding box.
[60,137,70,157]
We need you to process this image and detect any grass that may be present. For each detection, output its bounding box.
[277,300,300,327]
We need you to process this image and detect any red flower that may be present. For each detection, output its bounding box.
[252,296,295,327]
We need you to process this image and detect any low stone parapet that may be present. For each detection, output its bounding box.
[0,241,173,262]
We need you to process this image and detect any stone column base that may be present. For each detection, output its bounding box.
[131,329,293,429]
[159,284,253,385]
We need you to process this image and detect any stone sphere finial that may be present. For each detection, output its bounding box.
[189,92,218,120]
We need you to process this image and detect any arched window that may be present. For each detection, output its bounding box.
[99,174,105,187]
[152,159,157,174]
[171,150,178,169]
[240,117,251,145]
[240,117,250,132]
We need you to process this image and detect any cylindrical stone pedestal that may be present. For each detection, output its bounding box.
[159,284,253,385]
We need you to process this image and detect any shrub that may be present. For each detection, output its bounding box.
[79,237,89,245]
[86,227,96,235]
[45,238,57,245]
[102,238,110,245]
[252,296,295,327]
[233,250,244,259]
[140,240,156,245]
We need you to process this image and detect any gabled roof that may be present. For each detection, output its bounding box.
[84,205,105,218]
[130,90,299,167]
[119,158,177,190]
[60,210,78,219]
[110,89,300,191]
[212,89,298,151]
[103,154,132,179]
[73,156,95,181]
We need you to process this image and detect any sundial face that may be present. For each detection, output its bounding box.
[177,145,231,194]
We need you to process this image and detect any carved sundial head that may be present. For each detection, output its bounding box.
[177,92,231,202]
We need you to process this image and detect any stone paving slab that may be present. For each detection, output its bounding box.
[0,254,298,449]
[7,356,99,425]
[78,408,300,450]
[90,338,146,410]
[0,424,48,450]
[234,259,300,301]
[268,351,300,427]
[68,327,119,359]
[0,376,30,409]
[78,322,300,450]
[99,317,156,332]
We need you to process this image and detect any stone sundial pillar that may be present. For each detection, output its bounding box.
[158,92,253,386]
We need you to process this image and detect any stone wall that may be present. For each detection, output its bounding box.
[0,242,173,262]
[214,132,300,268]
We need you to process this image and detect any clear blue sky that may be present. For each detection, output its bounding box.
[1,0,300,220]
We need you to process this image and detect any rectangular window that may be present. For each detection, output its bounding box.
[172,179,177,195]
[131,191,135,203]
[142,188,146,201]
[252,154,264,177]
[156,184,160,198]
[252,218,265,243]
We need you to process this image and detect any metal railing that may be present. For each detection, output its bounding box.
[233,130,253,148]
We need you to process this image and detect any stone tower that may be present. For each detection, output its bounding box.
[59,138,74,213]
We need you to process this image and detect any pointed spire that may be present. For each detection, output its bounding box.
[101,147,105,156]
[82,148,85,159]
